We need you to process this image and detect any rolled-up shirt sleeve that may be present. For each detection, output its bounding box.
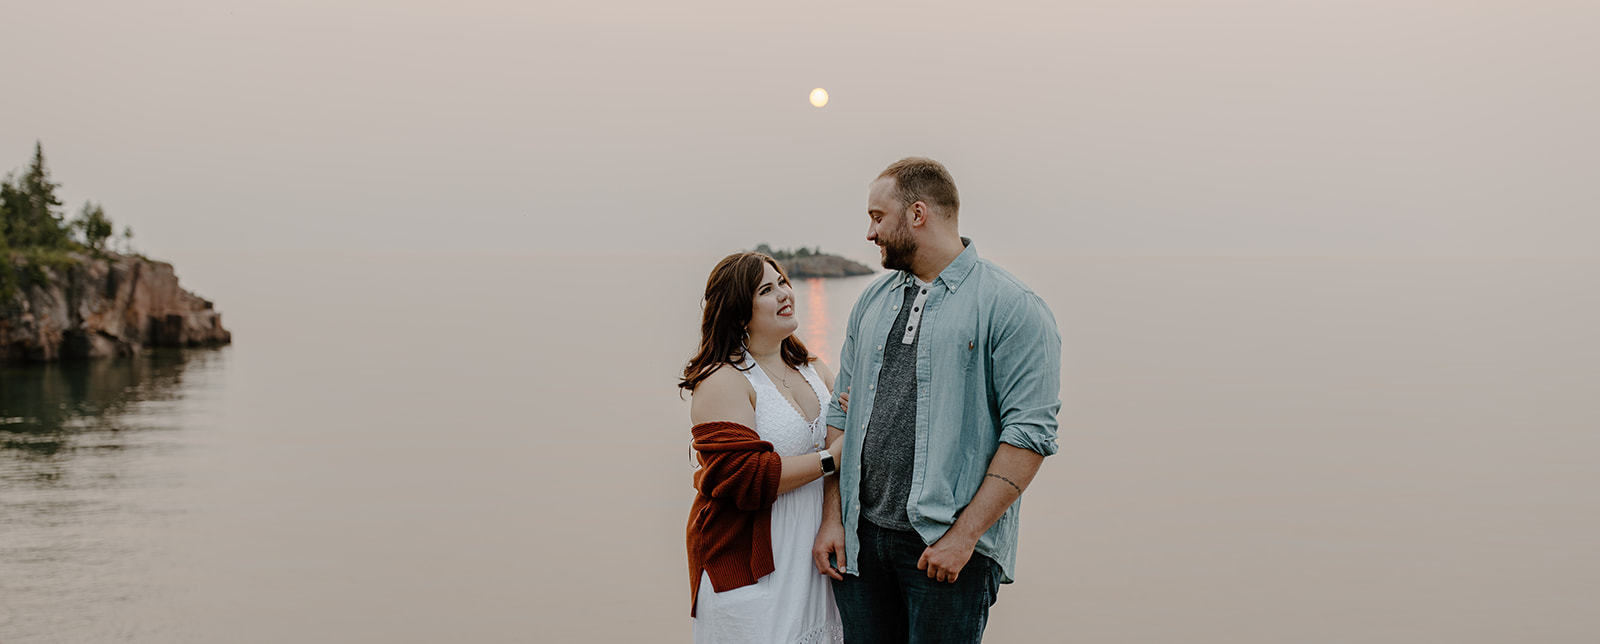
[826,350,851,429]
[991,292,1062,457]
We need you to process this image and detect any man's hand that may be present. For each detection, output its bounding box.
[917,532,978,583]
[812,519,847,580]
[915,444,1045,583]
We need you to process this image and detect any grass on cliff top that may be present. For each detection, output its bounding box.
[2,247,150,304]
[18,247,83,270]
[2,248,84,298]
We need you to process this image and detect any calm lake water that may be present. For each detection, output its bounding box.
[2,253,1597,643]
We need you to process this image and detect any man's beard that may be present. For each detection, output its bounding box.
[879,219,917,272]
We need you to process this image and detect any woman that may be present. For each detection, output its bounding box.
[681,252,845,644]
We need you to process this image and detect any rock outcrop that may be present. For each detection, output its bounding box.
[777,254,875,278]
[1,252,230,363]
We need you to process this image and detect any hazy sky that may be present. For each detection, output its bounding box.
[4,0,1596,260]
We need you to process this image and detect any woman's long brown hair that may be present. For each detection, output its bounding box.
[679,252,813,393]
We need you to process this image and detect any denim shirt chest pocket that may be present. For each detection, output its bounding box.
[928,289,981,374]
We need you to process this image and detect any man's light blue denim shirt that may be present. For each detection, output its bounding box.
[827,238,1062,584]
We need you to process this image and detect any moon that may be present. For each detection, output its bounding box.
[809,88,829,108]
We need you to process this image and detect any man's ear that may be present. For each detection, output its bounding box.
[910,202,927,227]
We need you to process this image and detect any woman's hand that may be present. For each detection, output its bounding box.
[838,387,850,413]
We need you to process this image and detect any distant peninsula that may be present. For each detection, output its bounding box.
[754,244,875,278]
[1,142,230,363]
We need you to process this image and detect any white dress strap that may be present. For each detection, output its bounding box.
[738,350,775,390]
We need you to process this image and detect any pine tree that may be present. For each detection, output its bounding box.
[25,142,69,248]
[0,142,71,249]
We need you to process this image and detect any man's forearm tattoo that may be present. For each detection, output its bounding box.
[986,473,1022,494]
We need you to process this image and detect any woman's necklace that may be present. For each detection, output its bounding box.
[753,356,793,389]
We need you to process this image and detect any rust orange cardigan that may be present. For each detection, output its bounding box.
[685,420,784,617]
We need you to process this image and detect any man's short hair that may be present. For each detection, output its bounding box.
[878,157,960,218]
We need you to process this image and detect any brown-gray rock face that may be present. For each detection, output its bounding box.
[1,252,230,363]
[777,254,875,278]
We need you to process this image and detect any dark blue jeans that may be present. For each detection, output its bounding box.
[833,519,1001,643]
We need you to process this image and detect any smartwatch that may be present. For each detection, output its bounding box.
[818,449,837,476]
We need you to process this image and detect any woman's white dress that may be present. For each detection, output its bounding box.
[692,356,844,644]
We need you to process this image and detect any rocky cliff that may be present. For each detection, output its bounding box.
[1,252,230,363]
[777,254,875,278]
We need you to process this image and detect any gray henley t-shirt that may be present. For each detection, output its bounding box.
[859,282,926,531]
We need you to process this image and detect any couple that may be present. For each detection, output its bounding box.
[681,158,1063,643]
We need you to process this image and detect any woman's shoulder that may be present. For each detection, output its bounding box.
[696,361,754,392]
[689,362,759,426]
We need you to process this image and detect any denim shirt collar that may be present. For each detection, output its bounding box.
[894,237,979,293]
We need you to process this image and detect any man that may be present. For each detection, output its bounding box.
[812,157,1062,643]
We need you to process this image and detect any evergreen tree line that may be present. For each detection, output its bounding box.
[0,142,134,259]
[753,244,824,262]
